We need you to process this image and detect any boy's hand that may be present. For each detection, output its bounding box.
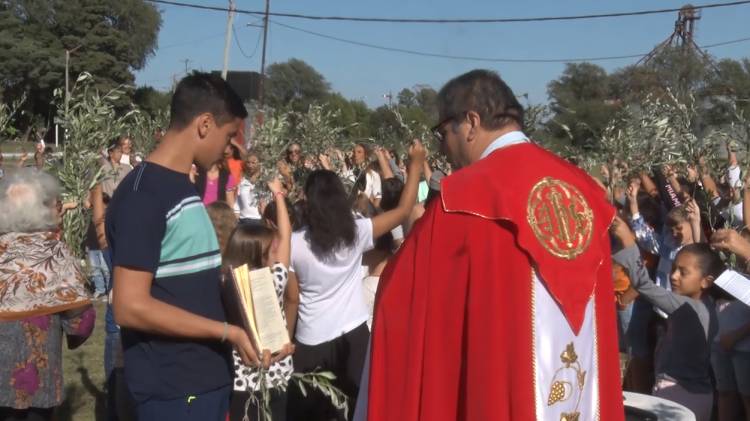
[228,325,262,367]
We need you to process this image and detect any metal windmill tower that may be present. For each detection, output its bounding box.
[637,4,712,66]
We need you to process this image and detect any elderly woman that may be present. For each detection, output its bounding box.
[0,168,95,421]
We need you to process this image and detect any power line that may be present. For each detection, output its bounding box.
[232,24,262,59]
[271,20,750,63]
[146,0,750,24]
[702,36,750,48]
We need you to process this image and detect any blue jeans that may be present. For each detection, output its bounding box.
[87,249,110,296]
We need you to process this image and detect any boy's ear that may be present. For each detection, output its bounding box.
[701,275,715,289]
[196,113,213,139]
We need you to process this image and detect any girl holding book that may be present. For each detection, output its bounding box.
[223,178,295,421]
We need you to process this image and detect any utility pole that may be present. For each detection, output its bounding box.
[258,0,271,107]
[64,45,83,118]
[221,0,236,80]
[181,58,191,75]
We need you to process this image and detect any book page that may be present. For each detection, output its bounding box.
[715,270,750,306]
[232,264,261,349]
[249,267,290,354]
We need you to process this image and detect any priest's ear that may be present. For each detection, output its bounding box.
[465,110,481,141]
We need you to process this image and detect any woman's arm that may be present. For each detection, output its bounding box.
[268,178,291,268]
[284,272,300,339]
[371,140,425,239]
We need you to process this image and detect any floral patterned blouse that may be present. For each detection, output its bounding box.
[0,308,95,409]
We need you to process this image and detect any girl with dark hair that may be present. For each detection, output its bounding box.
[287,141,426,421]
[195,160,237,207]
[614,219,722,421]
[223,178,295,421]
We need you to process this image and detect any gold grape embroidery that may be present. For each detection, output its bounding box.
[547,342,586,421]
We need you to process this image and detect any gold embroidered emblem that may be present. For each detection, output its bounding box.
[547,342,586,421]
[527,177,593,260]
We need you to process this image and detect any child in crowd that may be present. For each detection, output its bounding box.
[223,179,295,421]
[614,223,721,421]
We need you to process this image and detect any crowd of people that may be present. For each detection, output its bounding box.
[3,69,750,421]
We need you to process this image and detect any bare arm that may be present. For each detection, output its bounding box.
[91,184,108,249]
[371,140,425,239]
[225,188,236,209]
[284,272,300,339]
[268,179,291,268]
[423,160,433,185]
[375,149,395,180]
[113,266,265,367]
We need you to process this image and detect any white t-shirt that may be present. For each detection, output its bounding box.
[365,170,382,200]
[728,165,742,188]
[291,218,374,345]
[236,177,262,220]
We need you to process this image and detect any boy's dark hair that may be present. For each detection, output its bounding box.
[437,69,524,131]
[678,243,726,279]
[169,72,248,130]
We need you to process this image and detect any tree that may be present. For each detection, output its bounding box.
[0,0,161,133]
[265,58,331,112]
[413,85,438,122]
[546,63,620,149]
[134,86,172,117]
[704,58,750,127]
[324,92,372,139]
[397,88,416,107]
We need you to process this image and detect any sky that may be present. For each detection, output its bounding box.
[134,0,750,109]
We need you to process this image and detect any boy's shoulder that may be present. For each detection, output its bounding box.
[113,163,194,206]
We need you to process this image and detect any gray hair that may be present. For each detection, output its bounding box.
[0,168,61,233]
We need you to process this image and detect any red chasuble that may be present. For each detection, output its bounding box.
[366,143,624,421]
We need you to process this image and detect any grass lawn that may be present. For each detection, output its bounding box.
[56,300,107,421]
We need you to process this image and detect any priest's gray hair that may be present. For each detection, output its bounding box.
[0,168,61,233]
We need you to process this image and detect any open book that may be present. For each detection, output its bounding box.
[228,264,290,354]
[715,270,750,306]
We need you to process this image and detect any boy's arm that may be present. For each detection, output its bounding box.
[113,266,264,367]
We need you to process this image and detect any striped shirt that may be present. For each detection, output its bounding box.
[106,162,231,402]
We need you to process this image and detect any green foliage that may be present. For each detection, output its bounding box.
[127,105,169,156]
[240,369,349,421]
[54,72,135,256]
[0,92,25,140]
[133,86,172,119]
[547,63,620,150]
[265,59,331,113]
[0,0,161,132]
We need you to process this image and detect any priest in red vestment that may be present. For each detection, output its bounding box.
[360,70,624,421]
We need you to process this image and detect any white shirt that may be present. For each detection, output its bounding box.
[236,177,262,220]
[291,218,374,345]
[728,165,742,188]
[120,153,141,166]
[365,170,382,200]
[479,130,530,160]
